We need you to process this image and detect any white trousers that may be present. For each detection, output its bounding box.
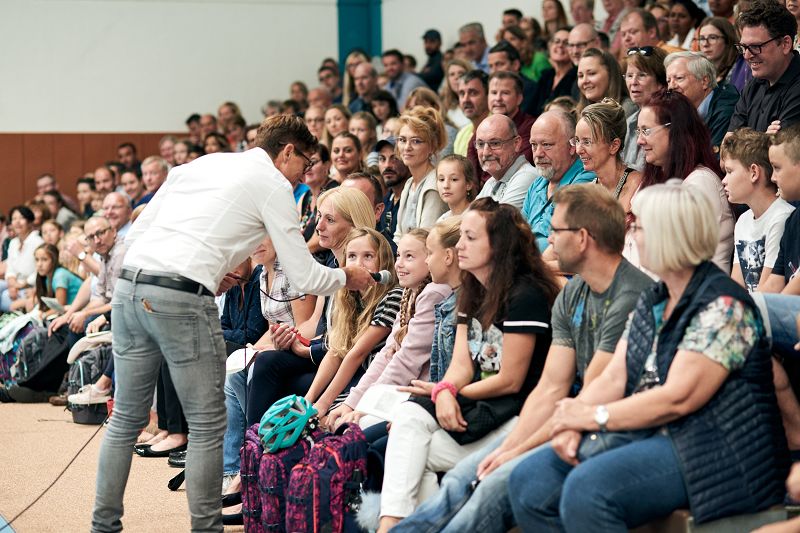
[379,400,517,518]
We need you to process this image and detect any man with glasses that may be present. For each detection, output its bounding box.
[49,215,125,341]
[90,115,373,532]
[521,109,596,252]
[619,8,683,57]
[469,71,535,183]
[474,114,537,210]
[567,23,603,66]
[727,0,800,133]
[392,184,652,533]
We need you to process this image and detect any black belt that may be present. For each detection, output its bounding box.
[120,268,213,297]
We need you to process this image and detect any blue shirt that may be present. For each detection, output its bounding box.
[51,267,83,304]
[521,159,596,251]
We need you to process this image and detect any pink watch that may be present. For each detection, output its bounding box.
[431,381,458,403]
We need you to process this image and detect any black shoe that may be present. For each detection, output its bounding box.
[136,443,187,458]
[0,387,15,403]
[222,492,242,507]
[167,449,186,468]
[133,443,151,453]
[222,512,243,526]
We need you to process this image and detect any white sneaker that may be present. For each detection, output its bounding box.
[68,384,111,405]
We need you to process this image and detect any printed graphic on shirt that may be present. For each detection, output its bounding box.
[467,318,504,378]
[736,237,766,292]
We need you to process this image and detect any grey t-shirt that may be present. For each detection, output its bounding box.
[551,259,653,390]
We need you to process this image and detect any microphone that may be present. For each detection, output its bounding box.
[370,270,392,284]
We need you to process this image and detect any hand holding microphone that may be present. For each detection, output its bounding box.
[342,265,392,291]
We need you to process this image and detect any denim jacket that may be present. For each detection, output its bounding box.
[430,289,458,382]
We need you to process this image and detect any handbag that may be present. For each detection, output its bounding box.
[576,429,657,462]
[412,394,522,445]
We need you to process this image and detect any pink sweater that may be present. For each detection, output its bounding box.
[344,283,453,409]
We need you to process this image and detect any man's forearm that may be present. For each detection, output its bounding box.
[83,300,111,317]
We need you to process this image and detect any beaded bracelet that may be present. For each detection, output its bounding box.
[431,381,458,403]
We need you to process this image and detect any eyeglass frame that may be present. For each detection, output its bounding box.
[550,225,595,239]
[281,142,315,172]
[696,34,725,45]
[635,122,671,138]
[735,35,783,56]
[569,136,595,148]
[86,226,112,241]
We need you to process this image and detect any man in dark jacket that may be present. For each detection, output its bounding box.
[666,51,738,156]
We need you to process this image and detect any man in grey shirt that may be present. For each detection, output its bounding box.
[394,183,653,533]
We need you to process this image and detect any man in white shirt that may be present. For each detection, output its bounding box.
[91,115,373,533]
[475,115,537,210]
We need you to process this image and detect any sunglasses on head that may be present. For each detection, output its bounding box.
[627,46,655,56]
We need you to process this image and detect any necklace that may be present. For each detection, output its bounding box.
[613,167,633,200]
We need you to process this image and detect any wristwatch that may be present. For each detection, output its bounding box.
[78,251,87,261]
[594,405,609,432]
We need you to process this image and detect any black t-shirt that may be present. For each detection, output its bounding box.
[772,209,800,284]
[457,276,552,399]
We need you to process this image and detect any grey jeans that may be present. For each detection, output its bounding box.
[92,277,227,532]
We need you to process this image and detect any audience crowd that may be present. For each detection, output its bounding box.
[4,0,800,530]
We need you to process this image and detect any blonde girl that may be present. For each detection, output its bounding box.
[305,227,403,415]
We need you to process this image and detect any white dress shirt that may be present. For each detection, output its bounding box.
[124,148,346,296]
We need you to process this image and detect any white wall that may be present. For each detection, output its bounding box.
[0,0,338,132]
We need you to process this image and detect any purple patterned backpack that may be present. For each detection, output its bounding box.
[285,424,368,533]
[240,422,322,532]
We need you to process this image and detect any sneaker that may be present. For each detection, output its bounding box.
[68,384,112,405]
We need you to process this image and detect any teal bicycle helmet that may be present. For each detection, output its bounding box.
[258,395,318,453]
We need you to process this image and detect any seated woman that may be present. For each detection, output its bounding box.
[508,181,789,532]
[331,132,364,183]
[633,90,734,273]
[575,48,633,116]
[393,106,449,243]
[1,206,45,312]
[325,225,455,431]
[245,187,376,426]
[304,227,402,416]
[573,99,642,214]
[622,46,667,170]
[377,199,560,532]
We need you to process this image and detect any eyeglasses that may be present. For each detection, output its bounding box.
[635,123,671,137]
[396,136,427,147]
[627,46,655,56]
[551,38,569,47]
[551,225,595,238]
[295,148,315,172]
[567,39,594,49]
[569,137,595,148]
[475,137,517,151]
[735,36,782,56]
[86,227,112,241]
[696,34,725,45]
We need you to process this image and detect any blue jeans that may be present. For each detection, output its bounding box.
[92,277,227,532]
[753,292,800,359]
[223,368,248,476]
[395,435,546,533]
[508,434,689,533]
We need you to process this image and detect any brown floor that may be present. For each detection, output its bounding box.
[0,403,244,532]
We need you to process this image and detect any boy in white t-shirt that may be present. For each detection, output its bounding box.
[721,128,795,292]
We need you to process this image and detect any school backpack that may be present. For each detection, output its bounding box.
[12,324,53,385]
[240,421,322,533]
[0,322,34,387]
[285,423,368,533]
[67,344,112,425]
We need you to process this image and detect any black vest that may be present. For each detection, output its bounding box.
[624,261,789,524]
